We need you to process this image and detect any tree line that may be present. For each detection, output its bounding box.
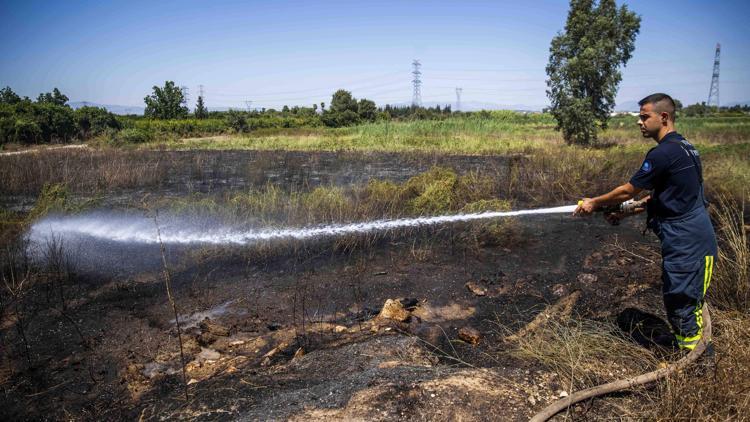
[0,87,120,145]
[0,83,461,146]
[2,80,746,147]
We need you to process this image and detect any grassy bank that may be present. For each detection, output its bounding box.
[161,114,750,154]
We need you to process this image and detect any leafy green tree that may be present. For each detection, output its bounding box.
[36,88,69,106]
[75,106,121,138]
[194,95,208,119]
[682,102,710,117]
[0,86,21,105]
[32,102,76,142]
[546,0,640,145]
[144,81,189,119]
[225,109,248,132]
[357,99,377,122]
[329,90,358,114]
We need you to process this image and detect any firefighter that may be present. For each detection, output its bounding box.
[575,93,717,351]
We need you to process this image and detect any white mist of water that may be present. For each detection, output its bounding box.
[28,205,577,246]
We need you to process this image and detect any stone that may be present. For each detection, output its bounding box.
[292,347,305,360]
[377,299,410,322]
[399,297,419,310]
[333,325,347,333]
[262,342,289,359]
[576,273,598,284]
[197,347,221,361]
[199,318,230,336]
[465,280,487,296]
[458,327,482,345]
[551,283,568,297]
[558,390,569,398]
[197,332,217,346]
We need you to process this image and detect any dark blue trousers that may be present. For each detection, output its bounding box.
[652,205,717,350]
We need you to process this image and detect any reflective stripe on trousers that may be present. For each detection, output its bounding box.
[674,255,714,350]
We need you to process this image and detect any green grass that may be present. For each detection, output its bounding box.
[151,114,750,155]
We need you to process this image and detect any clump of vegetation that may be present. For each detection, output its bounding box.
[507,317,659,391]
[157,167,504,230]
[460,199,520,246]
[709,194,749,312]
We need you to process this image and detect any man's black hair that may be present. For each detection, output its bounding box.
[639,93,676,121]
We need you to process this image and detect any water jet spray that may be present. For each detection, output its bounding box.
[28,204,580,247]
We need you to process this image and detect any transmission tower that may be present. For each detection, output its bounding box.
[455,87,463,112]
[180,86,190,107]
[411,59,422,107]
[198,84,205,99]
[707,43,720,107]
[245,100,253,112]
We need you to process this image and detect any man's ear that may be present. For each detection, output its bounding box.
[661,112,670,123]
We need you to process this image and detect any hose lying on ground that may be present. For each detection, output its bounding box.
[530,304,712,422]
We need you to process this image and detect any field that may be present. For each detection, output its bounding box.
[1,114,748,420]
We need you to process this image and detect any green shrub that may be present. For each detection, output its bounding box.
[116,127,151,143]
[75,106,120,139]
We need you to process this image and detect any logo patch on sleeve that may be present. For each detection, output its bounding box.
[641,160,652,172]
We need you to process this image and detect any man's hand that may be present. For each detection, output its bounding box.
[574,198,596,216]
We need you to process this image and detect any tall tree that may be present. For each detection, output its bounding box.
[0,86,21,104]
[36,88,69,106]
[329,90,358,114]
[194,95,208,119]
[546,0,640,145]
[357,99,377,122]
[144,81,189,119]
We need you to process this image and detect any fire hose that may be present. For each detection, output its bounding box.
[529,303,712,422]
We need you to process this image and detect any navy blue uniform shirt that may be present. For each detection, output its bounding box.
[630,132,703,219]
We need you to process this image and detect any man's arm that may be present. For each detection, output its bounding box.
[574,182,644,215]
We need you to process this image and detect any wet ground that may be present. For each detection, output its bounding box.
[1,216,665,420]
[0,150,668,420]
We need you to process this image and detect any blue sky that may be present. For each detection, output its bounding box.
[1,0,748,110]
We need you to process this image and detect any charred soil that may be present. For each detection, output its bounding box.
[1,213,668,420]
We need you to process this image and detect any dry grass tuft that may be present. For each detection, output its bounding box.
[503,316,659,392]
[709,193,749,311]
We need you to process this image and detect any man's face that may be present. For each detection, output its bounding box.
[637,103,663,140]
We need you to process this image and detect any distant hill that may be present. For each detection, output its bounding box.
[382,101,546,112]
[614,100,640,112]
[69,102,144,115]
